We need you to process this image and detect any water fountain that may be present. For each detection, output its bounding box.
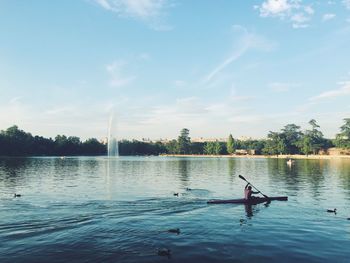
[107,112,119,157]
[106,112,119,199]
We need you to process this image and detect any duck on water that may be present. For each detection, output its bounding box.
[327,208,337,214]
[286,158,295,165]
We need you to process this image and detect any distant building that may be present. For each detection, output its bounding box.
[191,137,227,143]
[238,136,253,141]
[157,138,172,143]
[100,137,108,145]
[235,149,256,155]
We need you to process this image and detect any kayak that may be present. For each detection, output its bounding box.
[207,196,288,204]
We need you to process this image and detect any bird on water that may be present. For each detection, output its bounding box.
[327,208,336,213]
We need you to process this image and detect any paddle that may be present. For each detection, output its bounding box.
[239,174,269,199]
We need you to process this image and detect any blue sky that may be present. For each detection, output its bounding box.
[1,0,350,140]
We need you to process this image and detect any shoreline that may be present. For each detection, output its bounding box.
[160,154,350,160]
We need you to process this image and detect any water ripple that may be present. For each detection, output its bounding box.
[1,156,350,263]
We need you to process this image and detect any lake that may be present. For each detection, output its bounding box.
[0,156,350,262]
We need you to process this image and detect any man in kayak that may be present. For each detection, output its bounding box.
[244,183,260,200]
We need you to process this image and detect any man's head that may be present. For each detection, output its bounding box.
[248,186,252,190]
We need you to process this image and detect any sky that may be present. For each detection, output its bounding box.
[1,0,350,141]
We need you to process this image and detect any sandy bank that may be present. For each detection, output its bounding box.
[160,154,350,160]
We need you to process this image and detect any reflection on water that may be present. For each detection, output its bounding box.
[266,158,350,200]
[0,156,350,263]
[178,159,189,189]
[243,200,272,218]
[0,158,31,189]
[244,204,254,218]
[267,159,327,199]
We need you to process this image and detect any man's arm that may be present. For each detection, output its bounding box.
[245,183,249,189]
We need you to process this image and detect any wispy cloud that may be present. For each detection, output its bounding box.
[269,82,299,92]
[175,97,208,114]
[309,81,350,101]
[139,52,151,60]
[255,0,314,28]
[94,0,172,30]
[203,45,248,84]
[323,13,336,21]
[230,95,254,102]
[228,114,265,124]
[140,95,254,128]
[139,97,208,130]
[45,106,77,116]
[203,25,274,84]
[0,97,30,131]
[230,88,254,101]
[9,96,22,104]
[0,96,131,140]
[257,0,291,17]
[106,60,135,88]
[304,5,314,15]
[174,80,187,88]
[343,0,350,9]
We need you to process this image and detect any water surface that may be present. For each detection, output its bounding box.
[1,156,350,262]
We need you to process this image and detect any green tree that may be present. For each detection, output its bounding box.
[263,131,282,155]
[82,138,106,155]
[204,142,214,155]
[190,142,205,154]
[300,136,312,155]
[165,139,178,154]
[335,118,350,148]
[54,135,82,155]
[227,134,235,154]
[277,138,287,154]
[177,128,191,154]
[32,136,55,155]
[249,140,265,155]
[236,139,263,154]
[281,124,303,154]
[1,125,34,155]
[305,119,325,154]
[153,141,167,154]
[262,140,276,155]
[0,125,106,156]
[214,141,223,155]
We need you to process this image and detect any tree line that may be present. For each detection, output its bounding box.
[171,119,350,156]
[0,126,106,156]
[0,118,349,156]
[0,125,166,156]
